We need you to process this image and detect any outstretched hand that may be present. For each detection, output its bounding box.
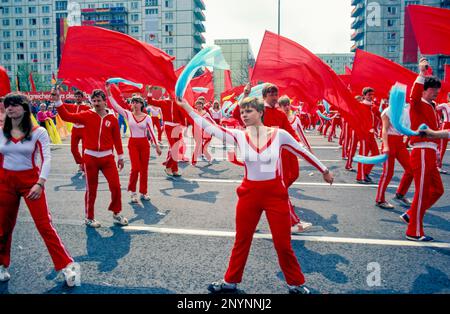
[323,171,334,185]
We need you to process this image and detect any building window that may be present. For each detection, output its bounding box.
[2,7,9,14]
[131,2,139,9]
[44,64,52,71]
[28,7,36,14]
[145,0,158,6]
[3,42,10,49]
[42,17,50,25]
[43,41,51,48]
[15,19,23,26]
[16,31,23,37]
[14,7,22,14]
[388,45,397,53]
[17,54,24,60]
[164,24,173,32]
[387,32,396,40]
[165,49,174,55]
[29,29,37,37]
[165,37,173,44]
[30,41,37,49]
[4,53,11,61]
[2,19,9,26]
[131,14,139,22]
[29,18,37,25]
[3,31,10,38]
[165,12,173,20]
[42,6,50,13]
[387,6,397,15]
[387,19,395,27]
[43,29,50,36]
[43,52,51,60]
[30,53,38,61]
[131,26,139,33]
[145,8,158,15]
[55,1,67,11]
[56,13,67,19]
[16,42,24,49]
[165,0,173,8]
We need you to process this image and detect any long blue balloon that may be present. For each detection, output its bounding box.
[175,46,229,99]
[388,83,428,136]
[323,99,330,114]
[317,110,332,121]
[221,101,236,118]
[106,77,143,89]
[353,154,388,165]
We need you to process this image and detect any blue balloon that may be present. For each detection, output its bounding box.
[106,77,143,89]
[353,154,388,165]
[323,99,330,114]
[175,46,229,99]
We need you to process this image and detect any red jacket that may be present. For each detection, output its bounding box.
[57,105,124,156]
[409,76,440,145]
[146,97,186,126]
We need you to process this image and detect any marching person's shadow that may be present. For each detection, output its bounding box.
[75,226,146,273]
[160,177,200,195]
[410,265,450,294]
[53,173,86,191]
[44,283,175,294]
[128,201,169,225]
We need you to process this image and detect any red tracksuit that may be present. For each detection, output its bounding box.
[405,76,444,237]
[57,103,124,220]
[192,110,214,164]
[64,103,91,165]
[0,127,73,270]
[147,97,187,173]
[436,103,450,168]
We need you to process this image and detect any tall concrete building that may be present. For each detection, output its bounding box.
[351,0,450,78]
[0,0,205,90]
[213,39,255,99]
[316,53,354,74]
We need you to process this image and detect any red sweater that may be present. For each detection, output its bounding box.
[63,103,91,127]
[146,97,186,126]
[409,76,440,145]
[56,104,124,156]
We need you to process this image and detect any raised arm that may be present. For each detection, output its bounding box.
[106,85,130,118]
[177,99,237,145]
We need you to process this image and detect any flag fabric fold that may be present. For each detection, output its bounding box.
[0,66,11,96]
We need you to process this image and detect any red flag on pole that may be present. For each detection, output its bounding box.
[251,30,371,140]
[58,26,177,94]
[0,66,11,96]
[406,5,450,56]
[29,72,37,92]
[224,69,232,91]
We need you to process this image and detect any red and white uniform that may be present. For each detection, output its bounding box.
[0,127,73,270]
[147,96,187,173]
[192,110,214,164]
[209,107,223,125]
[436,103,450,168]
[356,100,380,181]
[189,109,328,286]
[109,94,157,195]
[64,103,91,165]
[56,101,124,220]
[147,105,163,143]
[406,76,444,237]
[375,108,413,203]
[289,114,312,152]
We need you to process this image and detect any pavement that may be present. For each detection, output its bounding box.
[1,129,449,294]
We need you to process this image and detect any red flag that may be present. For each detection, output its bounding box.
[29,72,37,92]
[58,26,177,95]
[190,68,215,102]
[344,66,352,75]
[407,5,450,56]
[0,66,11,96]
[221,85,245,103]
[351,49,450,103]
[251,31,371,139]
[224,69,232,91]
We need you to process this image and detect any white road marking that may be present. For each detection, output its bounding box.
[123,225,450,249]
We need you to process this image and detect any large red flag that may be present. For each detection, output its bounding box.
[407,5,450,56]
[29,72,37,92]
[251,30,371,139]
[190,68,215,102]
[220,85,245,103]
[0,66,11,96]
[58,26,177,94]
[445,64,450,83]
[224,69,232,91]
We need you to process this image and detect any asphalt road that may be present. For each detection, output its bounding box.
[1,129,449,294]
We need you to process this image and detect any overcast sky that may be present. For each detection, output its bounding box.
[204,0,353,56]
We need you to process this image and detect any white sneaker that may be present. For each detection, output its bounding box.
[291,222,313,234]
[140,194,151,201]
[85,219,101,228]
[130,192,138,203]
[0,265,10,282]
[113,214,128,226]
[61,263,78,287]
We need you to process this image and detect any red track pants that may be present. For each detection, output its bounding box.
[356,134,380,181]
[151,117,163,142]
[71,127,84,165]
[345,129,358,170]
[438,122,450,168]
[375,135,413,203]
[84,154,122,220]
[281,151,301,226]
[0,168,73,270]
[406,148,444,237]
[224,178,305,286]
[128,137,150,195]
[164,124,184,173]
